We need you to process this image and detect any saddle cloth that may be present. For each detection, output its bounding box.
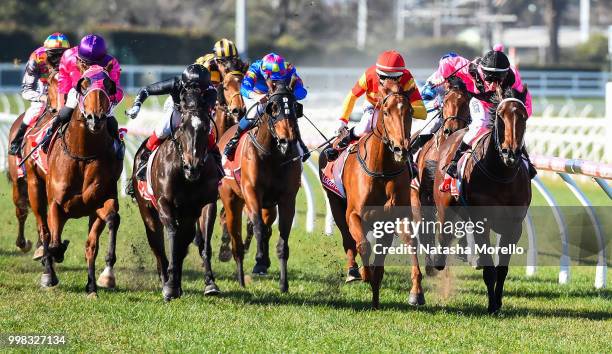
[22,120,56,176]
[222,132,249,186]
[451,128,490,197]
[410,146,423,191]
[320,144,356,199]
[137,146,160,209]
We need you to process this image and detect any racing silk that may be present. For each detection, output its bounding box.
[195,54,222,86]
[58,46,124,103]
[133,76,216,110]
[339,65,426,122]
[22,47,51,102]
[429,55,532,117]
[240,60,307,100]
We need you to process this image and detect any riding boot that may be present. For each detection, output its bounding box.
[224,125,245,160]
[211,146,225,178]
[298,137,310,162]
[9,122,29,156]
[521,145,537,179]
[136,146,152,182]
[41,106,73,153]
[107,115,124,160]
[410,133,434,154]
[323,127,357,162]
[407,153,418,179]
[446,142,470,179]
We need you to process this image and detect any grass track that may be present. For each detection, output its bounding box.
[0,171,610,352]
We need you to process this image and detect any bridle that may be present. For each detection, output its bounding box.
[356,90,412,179]
[440,84,471,136]
[170,91,213,170]
[218,70,245,122]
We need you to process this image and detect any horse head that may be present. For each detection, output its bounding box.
[218,59,246,124]
[442,75,471,136]
[492,86,529,167]
[378,79,413,163]
[175,86,213,181]
[47,70,61,113]
[76,65,115,134]
[263,77,303,156]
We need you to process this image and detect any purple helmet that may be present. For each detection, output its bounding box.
[77,34,107,64]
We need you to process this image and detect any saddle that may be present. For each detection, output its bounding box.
[320,140,358,199]
[137,146,161,209]
[222,131,249,186]
[19,120,57,176]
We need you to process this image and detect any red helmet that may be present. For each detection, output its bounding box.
[376,50,405,77]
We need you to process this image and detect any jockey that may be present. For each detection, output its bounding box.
[195,38,245,88]
[438,46,536,192]
[410,51,461,153]
[323,50,427,167]
[223,52,309,161]
[43,34,124,156]
[125,64,222,181]
[9,33,70,156]
[195,53,222,87]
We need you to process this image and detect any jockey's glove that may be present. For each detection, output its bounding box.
[335,120,348,135]
[126,104,141,120]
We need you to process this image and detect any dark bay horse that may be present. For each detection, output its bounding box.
[42,67,122,296]
[319,80,422,309]
[210,79,303,292]
[433,87,532,314]
[410,76,471,274]
[132,86,219,301]
[7,71,60,255]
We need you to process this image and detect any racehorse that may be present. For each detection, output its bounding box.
[319,80,422,309]
[433,87,531,314]
[410,76,471,274]
[41,66,123,296]
[132,84,219,300]
[210,78,303,292]
[7,70,61,255]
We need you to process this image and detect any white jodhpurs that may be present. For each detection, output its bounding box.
[23,101,46,127]
[153,96,181,139]
[353,102,379,137]
[463,97,492,145]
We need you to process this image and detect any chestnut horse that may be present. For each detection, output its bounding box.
[319,81,421,309]
[132,86,219,301]
[41,67,122,296]
[209,79,303,292]
[433,87,531,313]
[7,70,60,255]
[410,76,470,274]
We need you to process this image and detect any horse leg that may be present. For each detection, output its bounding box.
[276,199,296,292]
[85,216,105,296]
[161,222,185,301]
[41,202,67,287]
[13,178,31,252]
[47,202,69,263]
[144,209,168,286]
[96,199,120,289]
[408,235,425,306]
[199,202,220,295]
[260,208,276,275]
[27,174,49,260]
[434,202,454,270]
[494,228,521,313]
[246,195,269,276]
[326,191,359,282]
[217,207,233,262]
[224,193,245,286]
[473,225,497,313]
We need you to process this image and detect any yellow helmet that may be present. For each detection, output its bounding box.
[195,53,215,66]
[213,38,238,59]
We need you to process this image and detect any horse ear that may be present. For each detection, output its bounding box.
[289,74,298,91]
[104,77,117,96]
[76,77,91,96]
[294,102,303,118]
[105,61,114,73]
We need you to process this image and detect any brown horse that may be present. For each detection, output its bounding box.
[7,71,61,255]
[433,87,531,314]
[319,80,421,309]
[410,76,471,274]
[209,79,303,292]
[132,85,219,300]
[41,67,122,296]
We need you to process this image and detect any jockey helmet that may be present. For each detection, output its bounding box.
[78,34,108,65]
[375,50,405,78]
[44,32,70,50]
[181,64,211,89]
[261,53,287,81]
[479,48,510,84]
[441,52,458,60]
[213,38,238,59]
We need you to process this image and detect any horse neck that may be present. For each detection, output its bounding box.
[363,112,403,173]
[253,116,276,157]
[64,112,110,156]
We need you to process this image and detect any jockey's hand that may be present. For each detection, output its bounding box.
[257,94,268,104]
[335,120,348,135]
[126,104,141,120]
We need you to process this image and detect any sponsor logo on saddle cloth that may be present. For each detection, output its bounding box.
[23,119,56,175]
[137,146,160,209]
[320,144,357,199]
[451,128,491,197]
[221,132,250,186]
[410,147,423,191]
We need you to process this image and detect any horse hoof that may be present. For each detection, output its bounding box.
[40,273,59,288]
[408,293,426,306]
[87,292,98,300]
[162,285,182,301]
[204,283,220,296]
[218,246,232,263]
[425,265,438,277]
[50,240,70,263]
[434,265,446,271]
[252,264,268,276]
[32,246,44,261]
[345,267,361,283]
[279,283,288,293]
[96,266,116,289]
[18,239,32,253]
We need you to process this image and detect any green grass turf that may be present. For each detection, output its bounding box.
[0,167,610,352]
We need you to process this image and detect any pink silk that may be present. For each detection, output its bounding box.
[58,47,123,103]
[431,55,532,117]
